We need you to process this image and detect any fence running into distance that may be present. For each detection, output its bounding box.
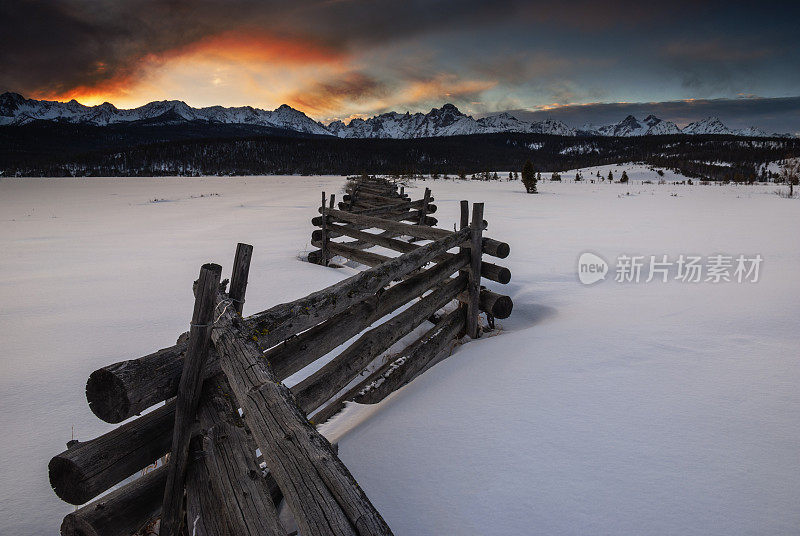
[48,175,513,536]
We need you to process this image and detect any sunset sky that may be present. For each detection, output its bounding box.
[2,1,799,130]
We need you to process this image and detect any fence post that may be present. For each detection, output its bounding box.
[418,187,431,225]
[329,193,335,210]
[160,262,222,536]
[467,203,484,339]
[229,243,253,315]
[319,191,329,266]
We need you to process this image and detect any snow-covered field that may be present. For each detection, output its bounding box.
[1,170,798,535]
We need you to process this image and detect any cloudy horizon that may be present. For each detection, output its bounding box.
[2,1,799,132]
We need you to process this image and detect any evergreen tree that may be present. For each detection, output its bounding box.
[620,170,629,183]
[521,160,537,193]
[608,170,614,182]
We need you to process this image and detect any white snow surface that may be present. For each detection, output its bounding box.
[1,170,799,535]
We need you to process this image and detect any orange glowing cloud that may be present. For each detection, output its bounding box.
[35,30,347,107]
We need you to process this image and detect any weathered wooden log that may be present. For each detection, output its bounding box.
[344,192,408,205]
[355,307,465,404]
[467,204,484,339]
[211,307,393,536]
[344,198,435,215]
[161,263,222,536]
[294,273,467,413]
[86,230,468,424]
[86,340,196,423]
[247,227,469,347]
[312,307,465,424]
[313,239,389,267]
[186,436,234,536]
[60,465,166,536]
[313,210,437,228]
[194,378,285,536]
[311,308,466,425]
[268,252,469,380]
[49,400,177,505]
[320,209,481,249]
[312,240,511,319]
[229,243,253,314]
[319,192,329,266]
[460,288,514,319]
[312,226,510,284]
[418,188,431,224]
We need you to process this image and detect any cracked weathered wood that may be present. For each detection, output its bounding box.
[294,273,467,413]
[467,204,484,339]
[59,465,166,536]
[312,307,465,424]
[312,225,510,284]
[193,378,285,536]
[161,263,223,536]
[229,243,253,314]
[211,310,393,536]
[268,252,468,380]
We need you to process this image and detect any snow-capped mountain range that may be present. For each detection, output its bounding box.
[0,92,789,138]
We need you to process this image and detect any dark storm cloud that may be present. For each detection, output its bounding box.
[503,96,800,134]
[0,0,708,96]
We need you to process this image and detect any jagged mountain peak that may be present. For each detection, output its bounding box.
[0,93,790,138]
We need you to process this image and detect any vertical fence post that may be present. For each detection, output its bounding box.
[319,192,329,266]
[229,243,253,315]
[467,203,484,339]
[458,200,470,334]
[329,193,335,210]
[161,263,222,536]
[400,186,405,198]
[418,187,431,225]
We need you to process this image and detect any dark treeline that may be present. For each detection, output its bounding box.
[1,121,797,179]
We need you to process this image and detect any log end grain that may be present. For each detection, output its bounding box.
[85,369,130,424]
[60,514,100,536]
[49,454,91,505]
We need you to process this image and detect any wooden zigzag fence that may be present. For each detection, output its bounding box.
[48,175,513,536]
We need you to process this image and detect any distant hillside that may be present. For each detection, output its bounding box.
[2,127,797,181]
